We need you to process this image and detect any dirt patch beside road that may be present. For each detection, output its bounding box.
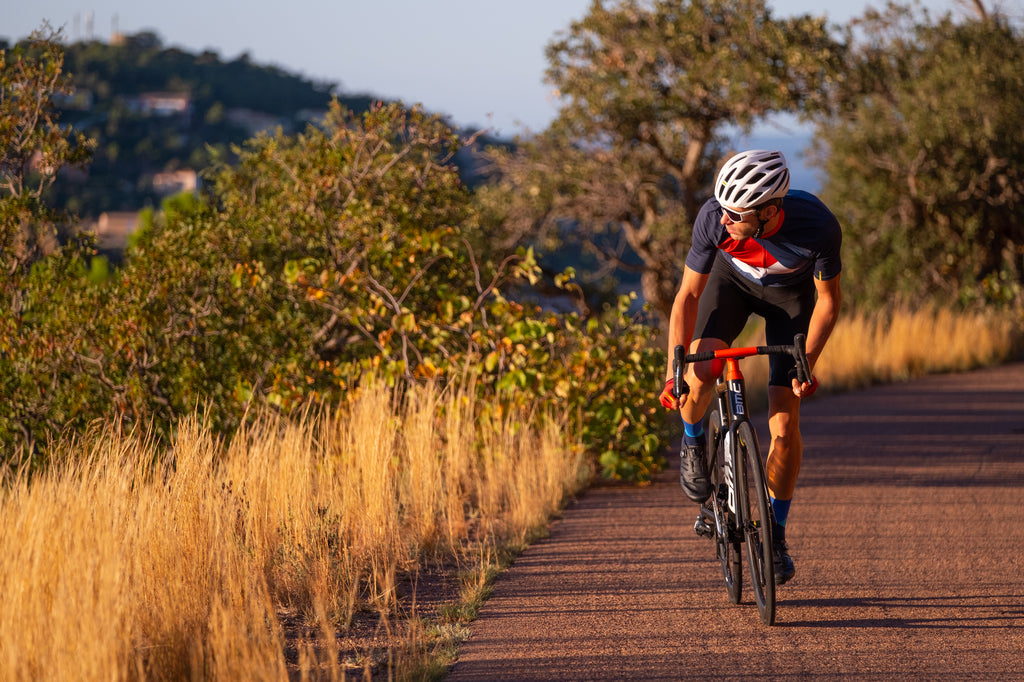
[446,363,1024,680]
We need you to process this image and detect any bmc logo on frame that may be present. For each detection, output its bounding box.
[729,381,745,416]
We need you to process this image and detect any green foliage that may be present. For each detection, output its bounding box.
[0,235,113,455]
[2,99,670,479]
[811,3,1024,309]
[0,25,94,268]
[478,0,844,326]
[565,294,668,481]
[0,27,102,457]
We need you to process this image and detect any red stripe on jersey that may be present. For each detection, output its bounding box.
[717,236,777,270]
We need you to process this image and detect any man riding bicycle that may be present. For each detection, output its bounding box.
[659,149,842,585]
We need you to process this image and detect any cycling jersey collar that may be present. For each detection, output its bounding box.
[758,209,785,240]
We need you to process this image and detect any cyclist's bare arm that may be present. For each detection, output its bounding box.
[796,274,842,396]
[666,266,709,382]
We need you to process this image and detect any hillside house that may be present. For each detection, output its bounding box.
[128,92,191,117]
[152,169,199,196]
[88,211,140,252]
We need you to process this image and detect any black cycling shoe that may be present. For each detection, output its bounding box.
[680,441,711,503]
[773,530,795,585]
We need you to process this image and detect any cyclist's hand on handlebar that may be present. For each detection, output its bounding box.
[792,374,818,398]
[788,364,818,398]
[659,380,677,410]
[659,379,687,410]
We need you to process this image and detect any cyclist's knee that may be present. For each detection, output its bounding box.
[686,362,720,390]
[686,339,728,389]
[768,386,800,422]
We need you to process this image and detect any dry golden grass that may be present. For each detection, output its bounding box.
[737,306,1021,412]
[817,306,1022,389]
[0,377,588,681]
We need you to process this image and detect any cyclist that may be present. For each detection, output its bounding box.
[659,149,842,585]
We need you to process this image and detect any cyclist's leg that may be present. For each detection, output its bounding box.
[759,281,814,584]
[679,261,750,501]
[683,259,751,423]
[755,275,815,499]
[766,387,799,584]
[678,342,723,502]
[766,387,802,501]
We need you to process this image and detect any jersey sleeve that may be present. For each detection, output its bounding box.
[813,215,843,281]
[684,200,723,274]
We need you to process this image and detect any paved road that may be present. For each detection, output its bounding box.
[447,363,1024,680]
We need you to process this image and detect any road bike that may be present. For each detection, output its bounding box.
[673,334,811,626]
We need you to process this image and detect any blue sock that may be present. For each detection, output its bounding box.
[682,419,704,446]
[771,497,792,529]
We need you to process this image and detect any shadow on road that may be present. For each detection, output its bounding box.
[781,593,1024,629]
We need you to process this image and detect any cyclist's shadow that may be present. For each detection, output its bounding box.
[778,594,1024,629]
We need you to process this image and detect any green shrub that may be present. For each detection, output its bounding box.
[2,101,669,480]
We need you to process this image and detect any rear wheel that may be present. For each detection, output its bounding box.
[736,420,776,625]
[707,409,742,605]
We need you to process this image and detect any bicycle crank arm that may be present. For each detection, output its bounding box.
[694,507,715,538]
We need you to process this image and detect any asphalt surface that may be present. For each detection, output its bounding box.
[446,362,1024,680]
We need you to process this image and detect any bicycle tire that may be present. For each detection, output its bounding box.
[735,420,776,625]
[707,409,742,605]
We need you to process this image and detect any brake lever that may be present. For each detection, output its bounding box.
[793,333,812,384]
[672,345,688,398]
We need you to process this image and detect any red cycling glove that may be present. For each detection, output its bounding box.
[799,375,819,398]
[660,379,686,410]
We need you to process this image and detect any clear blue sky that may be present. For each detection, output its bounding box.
[3,0,981,136]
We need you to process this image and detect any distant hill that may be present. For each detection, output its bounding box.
[41,30,507,235]
[42,31,358,221]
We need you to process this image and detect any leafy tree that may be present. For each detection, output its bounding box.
[477,0,844,326]
[0,26,99,455]
[810,1,1024,308]
[0,240,114,455]
[0,25,93,272]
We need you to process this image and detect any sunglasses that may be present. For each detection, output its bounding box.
[722,206,758,222]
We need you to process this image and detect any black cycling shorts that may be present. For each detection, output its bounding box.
[693,256,816,387]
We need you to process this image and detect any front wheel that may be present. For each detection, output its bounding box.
[735,420,776,625]
[707,409,742,605]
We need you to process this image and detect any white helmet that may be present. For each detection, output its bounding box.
[714,150,790,209]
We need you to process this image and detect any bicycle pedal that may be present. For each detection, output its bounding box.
[693,514,715,538]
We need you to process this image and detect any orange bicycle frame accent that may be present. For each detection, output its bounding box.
[705,346,763,383]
